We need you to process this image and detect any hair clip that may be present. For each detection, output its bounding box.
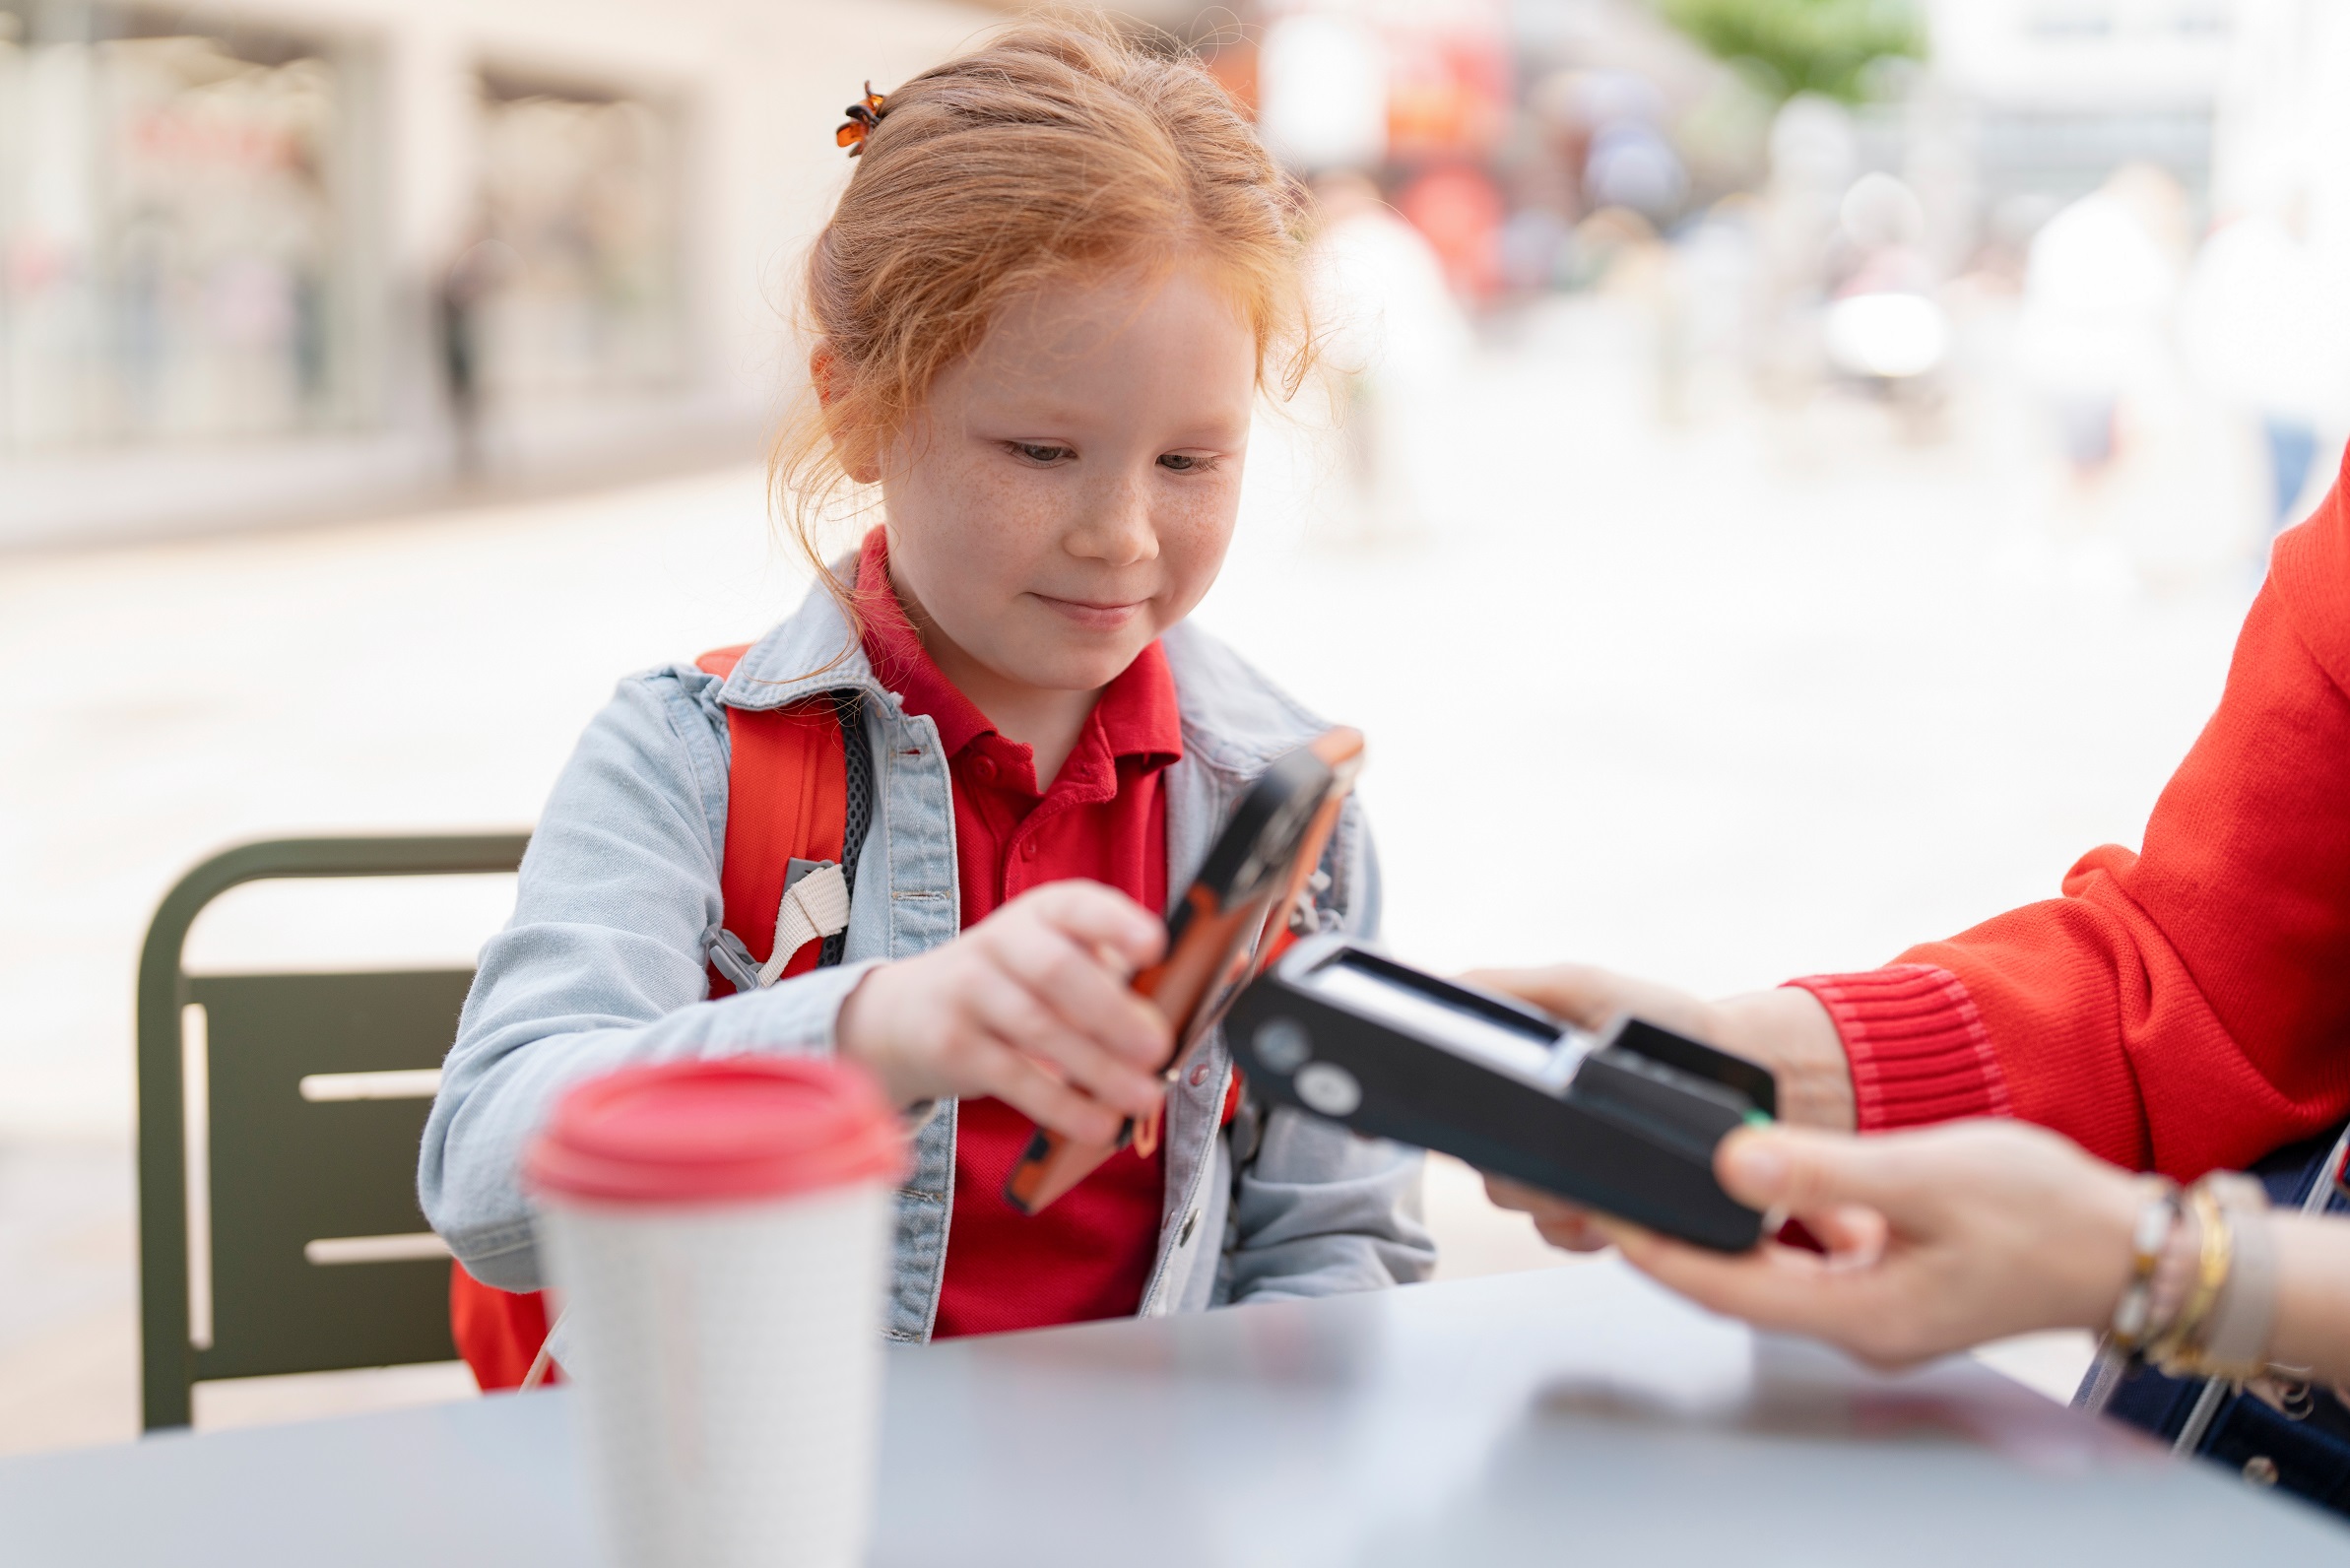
[836,83,887,157]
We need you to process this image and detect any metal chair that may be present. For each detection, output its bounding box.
[136,834,529,1430]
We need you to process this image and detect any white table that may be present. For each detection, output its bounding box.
[6,1263,2345,1565]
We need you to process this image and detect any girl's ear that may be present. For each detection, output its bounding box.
[811,342,882,486]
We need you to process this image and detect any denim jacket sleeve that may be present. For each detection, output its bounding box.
[418,668,877,1290]
[1220,800,1436,1302]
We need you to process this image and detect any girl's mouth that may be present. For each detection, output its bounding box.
[1032,593,1145,632]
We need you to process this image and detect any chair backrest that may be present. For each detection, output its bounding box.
[136,834,530,1431]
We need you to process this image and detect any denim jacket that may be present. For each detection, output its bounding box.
[419,574,1433,1340]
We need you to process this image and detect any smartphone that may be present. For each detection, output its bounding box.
[1001,728,1365,1215]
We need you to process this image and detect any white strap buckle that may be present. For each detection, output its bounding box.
[756,861,851,987]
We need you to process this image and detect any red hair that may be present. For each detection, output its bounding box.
[770,20,1314,599]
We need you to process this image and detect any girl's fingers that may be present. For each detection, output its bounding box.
[967,1034,1127,1146]
[1021,882,1167,971]
[963,966,1164,1120]
[986,922,1172,1071]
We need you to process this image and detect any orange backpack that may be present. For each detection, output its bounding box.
[449,646,856,1389]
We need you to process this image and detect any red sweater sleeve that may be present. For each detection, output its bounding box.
[1792,456,2350,1181]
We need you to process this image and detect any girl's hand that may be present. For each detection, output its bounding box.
[1595,1120,2145,1369]
[834,881,1172,1144]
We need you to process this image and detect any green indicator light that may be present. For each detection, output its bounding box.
[1742,1109,1774,1127]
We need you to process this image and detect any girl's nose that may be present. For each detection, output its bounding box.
[1067,472,1159,566]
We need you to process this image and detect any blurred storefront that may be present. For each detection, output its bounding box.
[470,74,687,405]
[0,9,364,451]
[1933,0,2230,209]
[0,0,987,546]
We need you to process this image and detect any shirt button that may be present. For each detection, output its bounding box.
[969,754,998,785]
[1188,1063,1211,1087]
[1019,839,1038,860]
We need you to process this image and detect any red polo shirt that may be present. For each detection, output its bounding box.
[855,530,1182,1338]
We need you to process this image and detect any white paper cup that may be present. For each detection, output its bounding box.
[528,1057,905,1568]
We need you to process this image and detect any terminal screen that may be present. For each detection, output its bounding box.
[1309,952,1568,1083]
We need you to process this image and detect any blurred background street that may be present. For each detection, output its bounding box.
[5,0,2345,1456]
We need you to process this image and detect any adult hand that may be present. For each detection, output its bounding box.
[835,881,1171,1144]
[1597,1120,2144,1369]
[1469,964,1856,1251]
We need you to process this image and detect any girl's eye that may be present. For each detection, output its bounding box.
[1010,442,1074,465]
[1157,452,1214,473]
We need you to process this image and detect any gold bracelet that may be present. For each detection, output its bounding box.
[2179,1174,2279,1381]
[2150,1180,2234,1377]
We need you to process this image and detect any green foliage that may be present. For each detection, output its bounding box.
[1657,0,1927,104]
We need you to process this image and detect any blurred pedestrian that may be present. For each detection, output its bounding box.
[1396,163,1506,301]
[1820,174,1946,390]
[436,236,509,479]
[2016,164,2187,482]
[1310,171,1469,541]
[2181,210,2350,531]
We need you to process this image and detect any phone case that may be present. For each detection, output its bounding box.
[1001,729,1365,1215]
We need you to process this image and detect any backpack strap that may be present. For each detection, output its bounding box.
[695,645,852,994]
[450,646,859,1395]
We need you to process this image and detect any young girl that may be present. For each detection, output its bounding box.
[421,23,1432,1343]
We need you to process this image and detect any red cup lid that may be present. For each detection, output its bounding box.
[526,1057,905,1207]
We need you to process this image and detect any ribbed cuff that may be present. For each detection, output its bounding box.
[1784,964,2011,1132]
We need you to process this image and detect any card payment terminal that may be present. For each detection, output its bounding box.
[1226,937,1778,1251]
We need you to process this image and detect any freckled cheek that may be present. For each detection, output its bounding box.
[909,458,1069,596]
[1153,475,1243,609]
